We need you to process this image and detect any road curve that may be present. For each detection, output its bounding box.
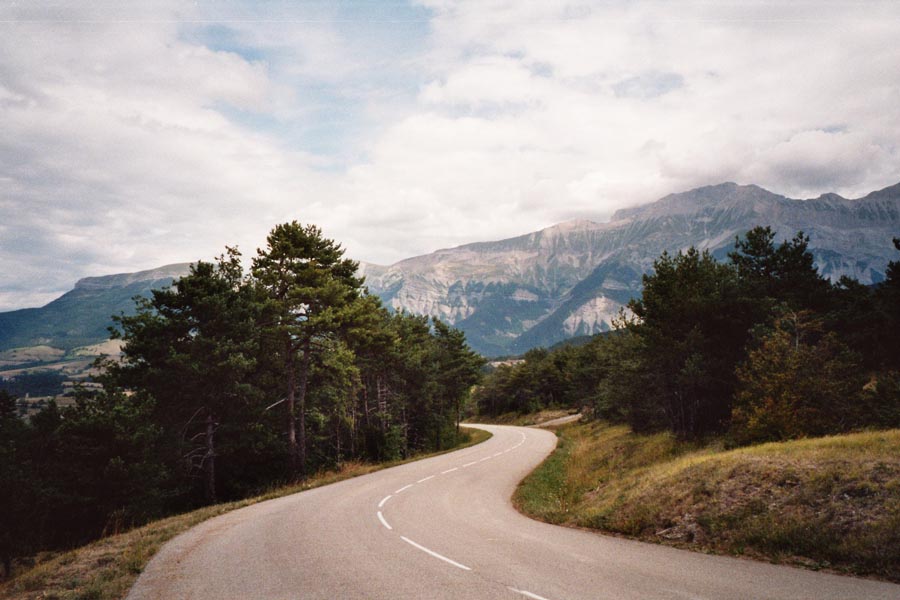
[128,424,900,600]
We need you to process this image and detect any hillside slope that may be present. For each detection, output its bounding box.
[0,264,189,351]
[516,421,900,581]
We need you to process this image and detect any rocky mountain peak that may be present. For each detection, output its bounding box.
[539,218,604,233]
[860,181,900,202]
[812,192,848,203]
[611,182,785,222]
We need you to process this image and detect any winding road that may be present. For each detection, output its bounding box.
[127,424,900,600]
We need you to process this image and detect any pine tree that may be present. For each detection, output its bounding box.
[111,248,263,503]
[628,248,751,438]
[729,226,830,313]
[251,222,363,477]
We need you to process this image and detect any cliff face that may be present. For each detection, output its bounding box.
[363,182,900,356]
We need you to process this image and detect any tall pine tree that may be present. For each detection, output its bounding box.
[251,222,364,477]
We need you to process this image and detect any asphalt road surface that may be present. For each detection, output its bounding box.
[127,424,900,600]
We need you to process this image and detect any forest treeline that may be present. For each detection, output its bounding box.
[0,222,483,576]
[476,226,900,442]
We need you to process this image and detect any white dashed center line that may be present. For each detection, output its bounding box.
[375,428,557,599]
[400,536,471,571]
[508,587,552,600]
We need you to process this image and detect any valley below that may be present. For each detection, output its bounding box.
[0,341,121,417]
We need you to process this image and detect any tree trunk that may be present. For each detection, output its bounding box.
[362,377,371,428]
[335,415,342,465]
[286,342,298,477]
[350,399,357,456]
[297,341,311,477]
[204,412,217,504]
[377,376,387,434]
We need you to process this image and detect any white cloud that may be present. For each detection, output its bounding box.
[421,56,553,107]
[746,130,891,196]
[325,0,900,270]
[1,1,899,310]
[0,2,335,310]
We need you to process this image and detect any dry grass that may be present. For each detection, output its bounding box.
[0,346,66,363]
[470,408,580,426]
[0,427,491,600]
[515,422,900,581]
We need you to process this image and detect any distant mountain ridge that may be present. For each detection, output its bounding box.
[362,181,900,355]
[72,264,190,292]
[0,263,191,351]
[1,181,898,356]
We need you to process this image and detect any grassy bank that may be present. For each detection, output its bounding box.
[515,420,900,581]
[1,427,491,600]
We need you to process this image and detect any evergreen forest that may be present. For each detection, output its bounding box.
[0,222,483,575]
[476,226,900,442]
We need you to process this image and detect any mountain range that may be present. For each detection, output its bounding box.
[361,181,900,355]
[1,181,898,358]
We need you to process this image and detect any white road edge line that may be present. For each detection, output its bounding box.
[378,495,392,508]
[400,536,471,571]
[441,467,458,474]
[462,461,478,467]
[479,456,491,462]
[508,587,552,600]
[377,511,392,530]
[395,484,413,494]
[493,452,503,457]
[417,475,435,483]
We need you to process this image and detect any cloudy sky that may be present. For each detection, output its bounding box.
[2,0,899,310]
